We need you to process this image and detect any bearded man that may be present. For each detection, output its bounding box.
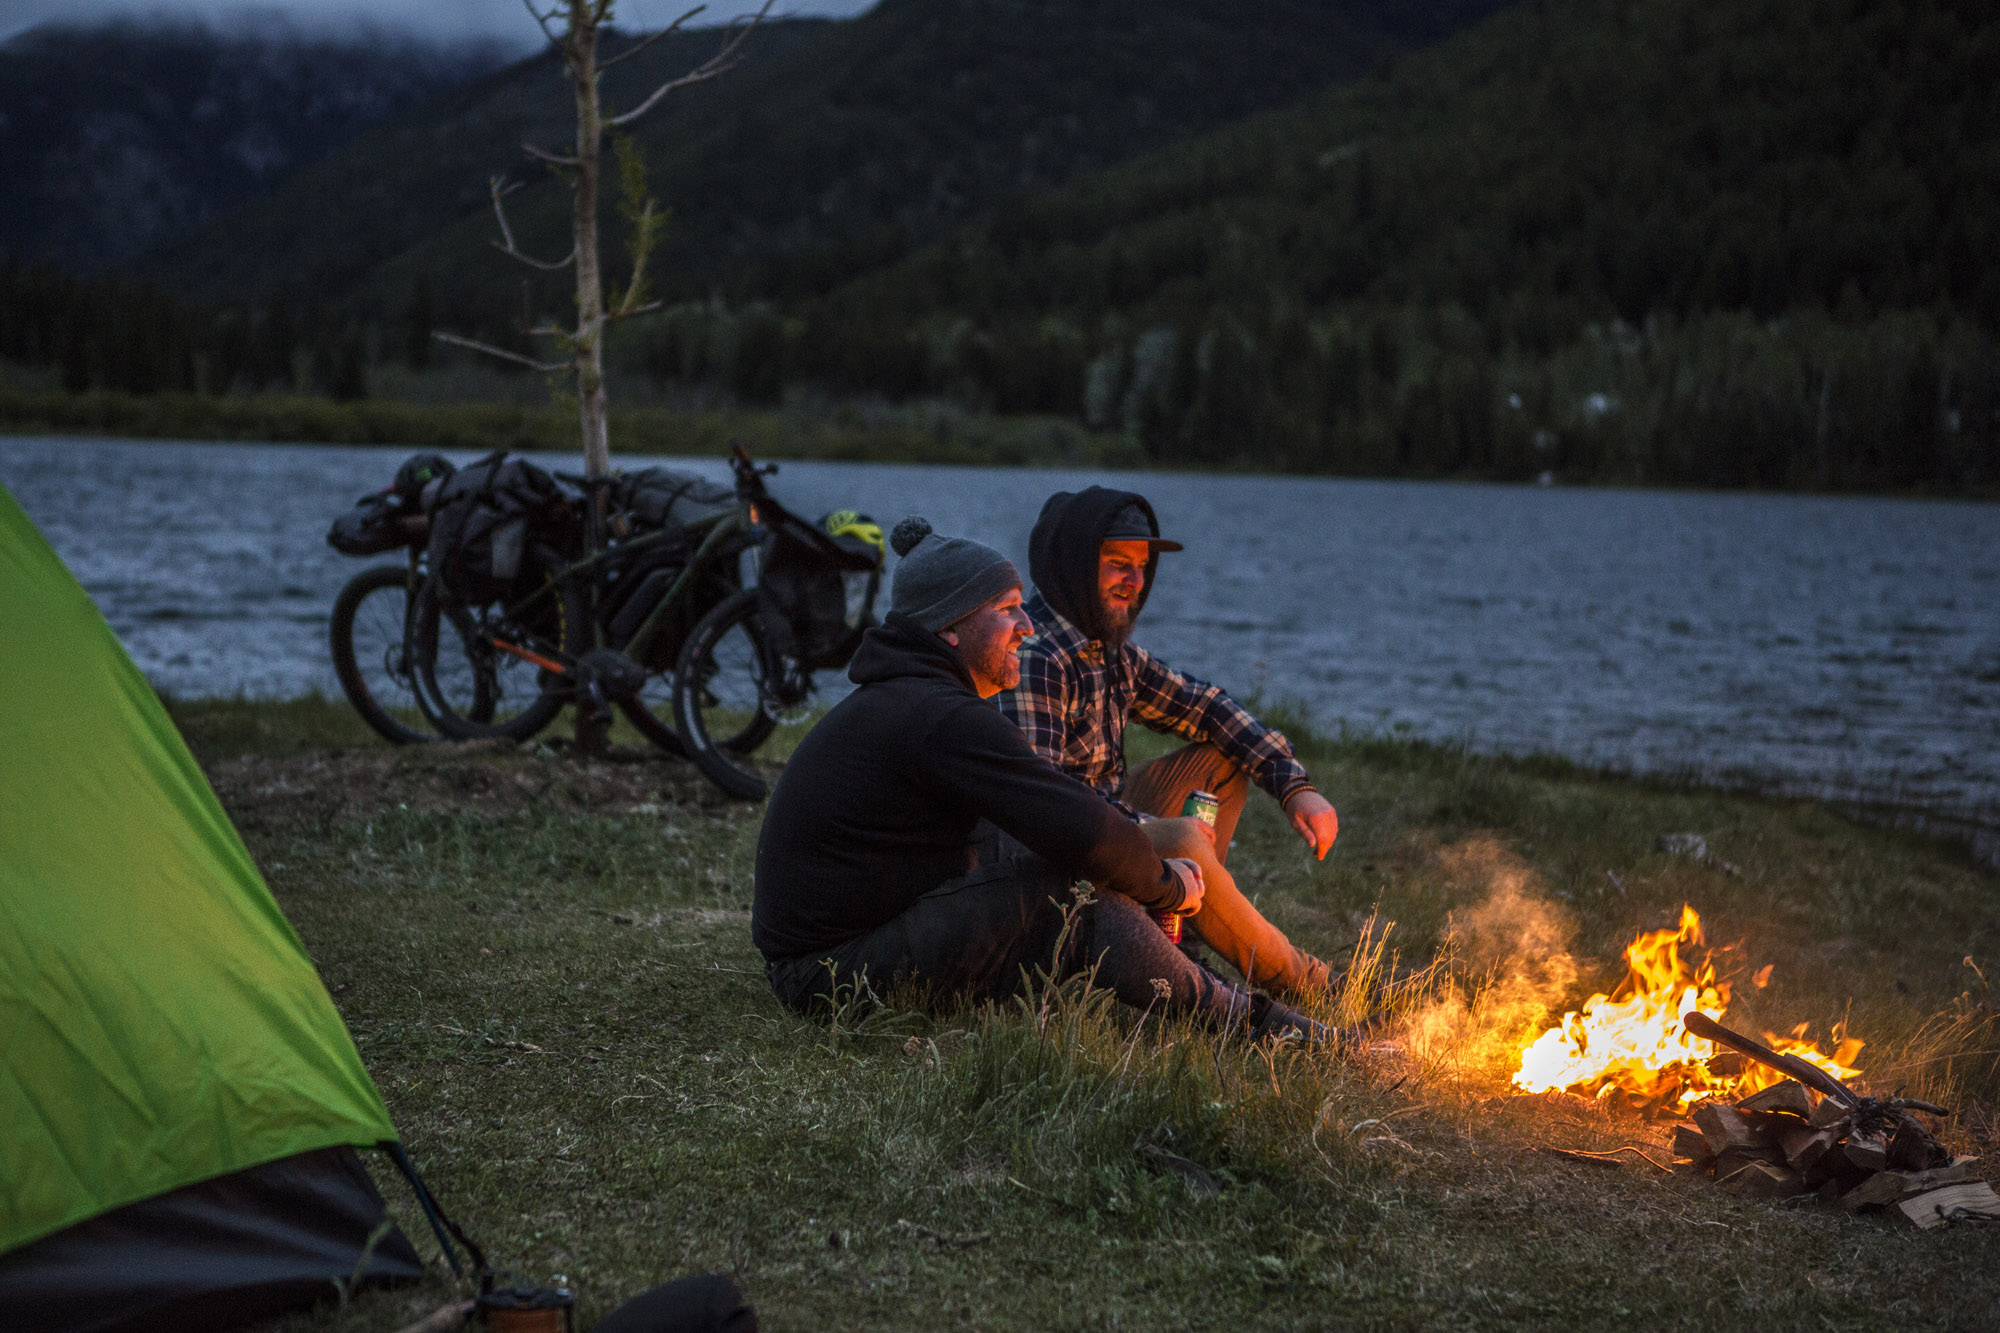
[753,516,1328,1041]
[997,487,1341,1000]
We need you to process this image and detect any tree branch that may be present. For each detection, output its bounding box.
[522,141,581,169]
[606,0,772,128]
[606,299,665,325]
[598,4,705,70]
[487,176,577,270]
[521,0,565,50]
[433,331,569,375]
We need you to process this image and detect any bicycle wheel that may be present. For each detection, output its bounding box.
[329,564,444,745]
[411,563,585,742]
[671,589,788,799]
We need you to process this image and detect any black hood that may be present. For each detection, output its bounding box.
[1027,486,1165,642]
[846,611,978,693]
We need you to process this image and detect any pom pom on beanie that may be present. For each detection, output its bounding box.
[889,516,932,557]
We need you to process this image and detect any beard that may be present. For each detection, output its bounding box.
[970,634,1023,692]
[1097,595,1139,646]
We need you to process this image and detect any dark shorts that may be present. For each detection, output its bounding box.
[764,832,1092,1015]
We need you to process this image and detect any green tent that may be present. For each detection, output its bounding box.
[0,482,428,1329]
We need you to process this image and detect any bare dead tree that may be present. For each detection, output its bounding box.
[438,0,769,480]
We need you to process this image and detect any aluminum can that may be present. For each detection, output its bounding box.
[1154,789,1220,943]
[1180,789,1220,828]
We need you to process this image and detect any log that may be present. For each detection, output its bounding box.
[1887,1117,1948,1171]
[1728,1161,1810,1199]
[1672,1124,1716,1166]
[1839,1158,1980,1213]
[1809,1097,1850,1129]
[1694,1102,1773,1156]
[1843,1128,1889,1173]
[1714,1146,1785,1185]
[1895,1180,2000,1230]
[1736,1080,1815,1119]
[1778,1124,1839,1175]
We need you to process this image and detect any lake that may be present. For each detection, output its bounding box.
[4,435,1996,851]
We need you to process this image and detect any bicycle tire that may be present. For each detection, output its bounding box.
[411,559,585,742]
[329,564,443,746]
[671,589,786,799]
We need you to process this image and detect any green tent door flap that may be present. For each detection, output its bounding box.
[0,482,422,1329]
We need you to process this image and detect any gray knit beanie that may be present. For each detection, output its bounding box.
[887,517,1020,632]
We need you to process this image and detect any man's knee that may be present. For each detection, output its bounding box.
[1142,816,1210,861]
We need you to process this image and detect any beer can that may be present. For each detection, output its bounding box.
[1153,906,1183,944]
[1180,789,1220,829]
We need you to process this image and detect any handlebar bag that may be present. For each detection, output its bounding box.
[757,513,883,671]
[326,493,412,556]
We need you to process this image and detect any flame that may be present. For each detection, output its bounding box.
[1510,905,1863,1113]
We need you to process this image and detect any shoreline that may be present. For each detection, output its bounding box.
[6,388,1998,500]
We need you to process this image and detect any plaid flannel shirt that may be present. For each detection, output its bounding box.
[997,592,1314,817]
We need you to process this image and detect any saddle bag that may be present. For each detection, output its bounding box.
[614,467,735,536]
[424,452,575,604]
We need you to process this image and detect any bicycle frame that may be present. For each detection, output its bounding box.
[470,458,767,686]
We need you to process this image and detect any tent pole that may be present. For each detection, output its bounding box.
[383,1140,487,1282]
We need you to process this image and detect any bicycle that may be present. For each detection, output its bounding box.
[408,444,882,799]
[326,463,478,745]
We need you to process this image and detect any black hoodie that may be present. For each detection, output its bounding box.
[1026,487,1166,642]
[751,612,1183,962]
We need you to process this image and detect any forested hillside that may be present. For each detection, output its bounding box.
[0,18,507,272]
[746,0,1997,487]
[8,0,1996,492]
[146,0,1507,317]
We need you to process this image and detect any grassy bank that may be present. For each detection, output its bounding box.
[166,698,2000,1331]
[0,387,1139,468]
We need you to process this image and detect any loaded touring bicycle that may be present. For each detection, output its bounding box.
[328,444,884,798]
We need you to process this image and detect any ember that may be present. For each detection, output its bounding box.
[1511,905,1863,1113]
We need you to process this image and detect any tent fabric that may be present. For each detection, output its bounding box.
[0,483,401,1257]
[0,1144,424,1332]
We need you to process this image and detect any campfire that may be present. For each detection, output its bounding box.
[1506,905,1999,1226]
[1511,904,1861,1114]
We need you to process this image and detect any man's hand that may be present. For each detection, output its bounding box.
[1283,790,1339,860]
[1163,856,1205,914]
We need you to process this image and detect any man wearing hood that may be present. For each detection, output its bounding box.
[753,517,1325,1040]
[997,487,1341,1000]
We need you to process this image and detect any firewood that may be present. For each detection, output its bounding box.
[1714,1146,1785,1185]
[1736,1080,1815,1119]
[1894,1180,2000,1230]
[1673,1125,1716,1166]
[1778,1124,1839,1174]
[1887,1118,1948,1171]
[1842,1128,1889,1172]
[1809,1097,1850,1129]
[1728,1161,1809,1199]
[1694,1102,1773,1155]
[1839,1158,1980,1213]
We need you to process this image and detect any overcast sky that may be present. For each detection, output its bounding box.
[0,0,876,48]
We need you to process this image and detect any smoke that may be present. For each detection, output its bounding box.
[1400,837,1580,1076]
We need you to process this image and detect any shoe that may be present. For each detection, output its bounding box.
[1247,993,1337,1046]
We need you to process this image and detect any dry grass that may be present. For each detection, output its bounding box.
[162,699,2000,1332]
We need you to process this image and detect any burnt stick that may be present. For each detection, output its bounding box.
[1681,1013,1862,1108]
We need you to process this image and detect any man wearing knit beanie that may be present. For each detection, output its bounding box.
[751,516,1335,1046]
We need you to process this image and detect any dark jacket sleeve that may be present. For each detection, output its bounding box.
[916,699,1184,909]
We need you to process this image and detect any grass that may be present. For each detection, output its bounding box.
[161,697,2000,1331]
